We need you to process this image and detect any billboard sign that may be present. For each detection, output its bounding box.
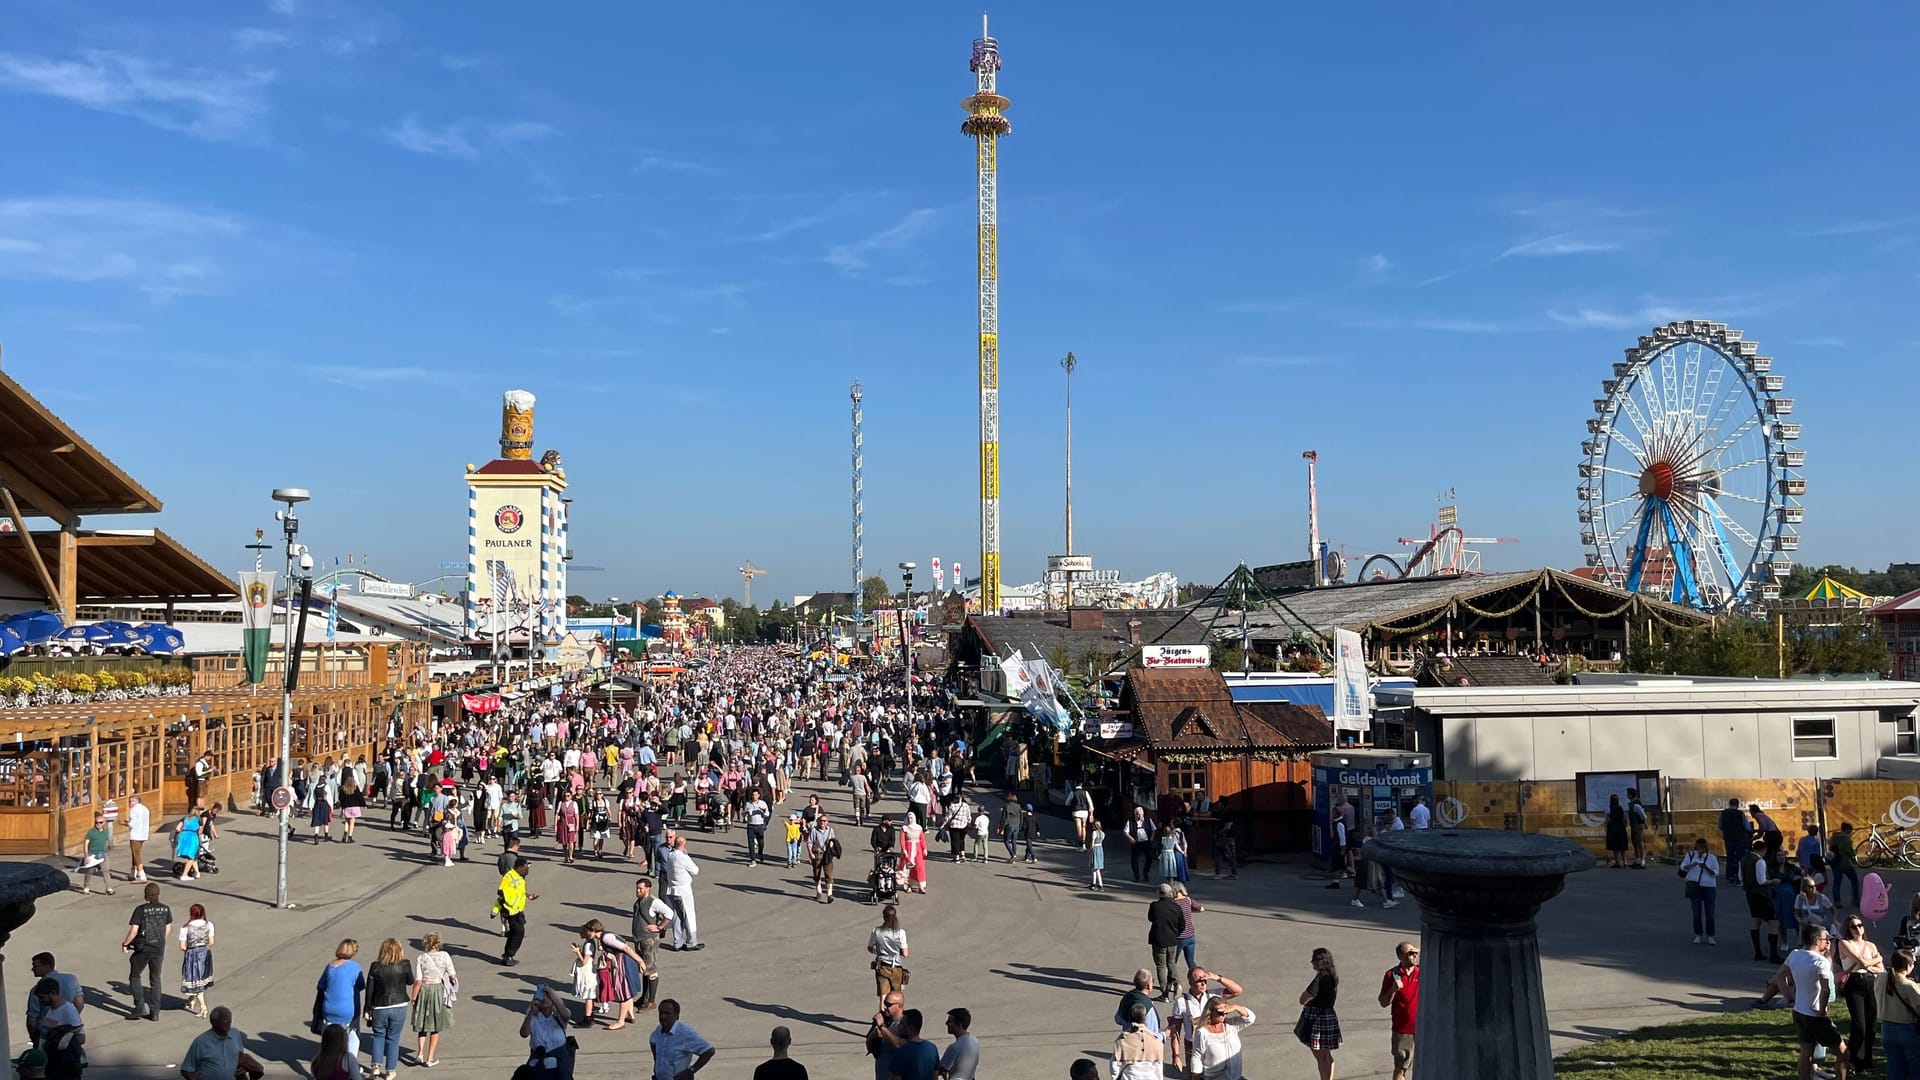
[471,486,543,633]
[360,580,413,599]
[1047,554,1095,573]
[1141,644,1211,669]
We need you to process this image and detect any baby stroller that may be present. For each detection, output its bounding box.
[868,850,902,904]
[696,792,730,834]
[197,845,221,875]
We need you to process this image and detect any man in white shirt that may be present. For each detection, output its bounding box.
[1757,923,1848,1080]
[648,999,714,1080]
[743,791,771,866]
[663,837,703,951]
[1408,796,1432,830]
[1168,968,1243,1072]
[125,795,151,883]
[484,779,505,838]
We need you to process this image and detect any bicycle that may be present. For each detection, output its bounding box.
[1854,820,1920,870]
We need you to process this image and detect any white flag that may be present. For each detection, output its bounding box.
[1332,627,1371,735]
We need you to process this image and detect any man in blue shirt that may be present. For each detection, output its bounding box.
[887,1009,939,1080]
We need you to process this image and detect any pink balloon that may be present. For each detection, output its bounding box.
[1864,872,1891,921]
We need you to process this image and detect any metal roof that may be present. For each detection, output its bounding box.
[1873,588,1920,616]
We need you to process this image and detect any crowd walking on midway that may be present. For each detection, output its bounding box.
[33,644,1405,1080]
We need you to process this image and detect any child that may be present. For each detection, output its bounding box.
[971,807,990,863]
[784,812,805,868]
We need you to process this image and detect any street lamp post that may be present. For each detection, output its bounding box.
[898,562,916,724]
[271,487,312,910]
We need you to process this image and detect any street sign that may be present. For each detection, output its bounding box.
[270,786,293,810]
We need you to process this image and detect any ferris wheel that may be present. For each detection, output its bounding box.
[1578,320,1804,611]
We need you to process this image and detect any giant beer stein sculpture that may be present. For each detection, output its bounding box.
[500,390,535,460]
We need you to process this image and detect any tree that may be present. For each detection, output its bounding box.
[862,575,893,612]
[1629,615,1891,677]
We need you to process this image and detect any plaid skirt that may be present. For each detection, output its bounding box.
[1299,1006,1342,1050]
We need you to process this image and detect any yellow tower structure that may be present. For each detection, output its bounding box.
[962,13,1010,612]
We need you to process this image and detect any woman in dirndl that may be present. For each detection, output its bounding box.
[1156,827,1181,882]
[575,921,642,1030]
[1295,947,1342,1080]
[178,902,215,1017]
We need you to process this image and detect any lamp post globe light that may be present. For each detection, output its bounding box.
[270,488,312,910]
[898,562,916,721]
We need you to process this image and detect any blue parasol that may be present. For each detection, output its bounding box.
[0,626,25,656]
[135,624,186,655]
[2,609,65,645]
[92,620,143,648]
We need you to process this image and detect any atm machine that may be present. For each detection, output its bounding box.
[1310,750,1434,864]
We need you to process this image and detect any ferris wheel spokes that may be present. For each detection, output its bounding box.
[1579,320,1802,612]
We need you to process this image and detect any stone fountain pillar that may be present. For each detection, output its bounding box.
[1368,828,1594,1079]
[0,863,71,1056]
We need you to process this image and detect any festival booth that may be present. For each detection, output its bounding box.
[0,682,411,855]
[1309,749,1434,864]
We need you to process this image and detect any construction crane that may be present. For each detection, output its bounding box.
[739,561,769,609]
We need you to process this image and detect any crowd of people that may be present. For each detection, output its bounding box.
[22,644,1408,1080]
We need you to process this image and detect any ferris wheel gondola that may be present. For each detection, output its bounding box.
[1578,320,1804,611]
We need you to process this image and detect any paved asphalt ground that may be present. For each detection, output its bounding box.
[11,780,1892,1080]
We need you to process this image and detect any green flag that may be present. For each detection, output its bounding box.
[240,570,276,684]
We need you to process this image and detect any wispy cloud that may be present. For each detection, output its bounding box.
[1790,336,1847,348]
[1498,234,1625,258]
[750,213,830,243]
[439,52,498,71]
[0,196,246,293]
[1795,218,1912,237]
[232,28,292,51]
[0,50,274,141]
[825,208,940,274]
[302,364,459,389]
[5,307,146,335]
[1545,305,1696,331]
[1360,254,1392,275]
[634,149,722,177]
[382,115,560,160]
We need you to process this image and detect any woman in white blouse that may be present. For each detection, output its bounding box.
[1190,996,1255,1080]
[1679,836,1720,945]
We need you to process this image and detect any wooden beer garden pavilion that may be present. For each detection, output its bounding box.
[0,679,424,857]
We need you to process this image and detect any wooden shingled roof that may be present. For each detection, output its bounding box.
[1122,667,1332,751]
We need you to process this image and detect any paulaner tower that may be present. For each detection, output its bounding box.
[963,13,1010,612]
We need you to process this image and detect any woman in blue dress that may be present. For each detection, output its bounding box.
[1088,822,1107,891]
[174,813,204,878]
[1156,827,1180,882]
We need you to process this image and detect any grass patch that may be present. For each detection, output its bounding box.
[1556,1003,1851,1079]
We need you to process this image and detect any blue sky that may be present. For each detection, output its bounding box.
[1,2,1914,605]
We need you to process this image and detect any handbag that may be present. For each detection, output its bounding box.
[309,989,327,1036]
[1292,1009,1315,1045]
[1685,881,1702,900]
